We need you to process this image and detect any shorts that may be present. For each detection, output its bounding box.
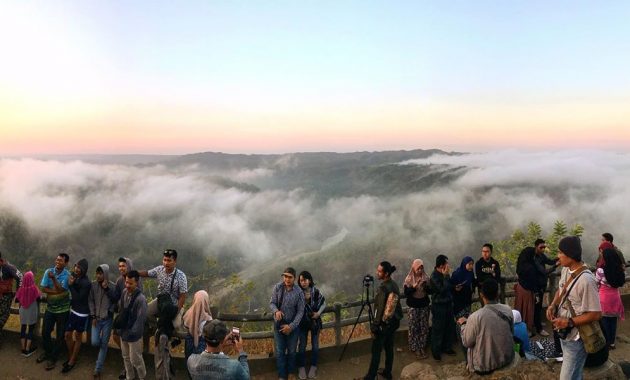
[66,312,89,333]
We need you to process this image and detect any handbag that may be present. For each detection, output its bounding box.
[157,269,178,306]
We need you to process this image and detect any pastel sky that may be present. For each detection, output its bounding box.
[1,1,629,155]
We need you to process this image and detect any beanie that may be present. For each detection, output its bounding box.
[558,236,582,262]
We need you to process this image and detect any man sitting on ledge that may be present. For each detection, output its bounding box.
[457,278,515,375]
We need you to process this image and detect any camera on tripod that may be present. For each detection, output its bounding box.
[363,274,374,286]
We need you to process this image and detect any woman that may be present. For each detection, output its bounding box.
[596,241,614,268]
[296,271,326,380]
[182,290,213,361]
[403,259,430,359]
[450,256,475,320]
[15,271,40,356]
[596,248,625,349]
[450,256,475,357]
[514,247,538,335]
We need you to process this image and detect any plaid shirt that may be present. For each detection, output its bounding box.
[269,282,305,332]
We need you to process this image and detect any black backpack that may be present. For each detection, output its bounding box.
[113,290,140,329]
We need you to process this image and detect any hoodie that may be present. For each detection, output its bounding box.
[113,257,142,305]
[89,264,116,320]
[69,258,92,315]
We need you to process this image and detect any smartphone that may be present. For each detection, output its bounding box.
[232,327,240,342]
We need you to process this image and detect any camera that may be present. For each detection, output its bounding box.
[363,274,375,286]
[231,327,240,342]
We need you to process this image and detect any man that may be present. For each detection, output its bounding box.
[458,278,514,375]
[475,243,502,287]
[89,264,116,379]
[601,232,626,268]
[113,257,140,380]
[429,254,456,361]
[138,249,187,328]
[119,270,148,380]
[0,250,22,346]
[38,253,71,371]
[532,239,558,337]
[62,258,91,373]
[187,319,250,380]
[270,267,305,380]
[546,236,602,380]
[362,261,403,380]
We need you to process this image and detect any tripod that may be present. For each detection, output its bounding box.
[339,279,374,361]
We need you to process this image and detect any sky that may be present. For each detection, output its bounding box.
[1,1,629,155]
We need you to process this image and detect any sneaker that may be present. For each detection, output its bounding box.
[24,346,37,357]
[36,352,48,363]
[307,366,317,379]
[21,349,28,356]
[377,368,393,380]
[61,362,76,373]
[298,367,307,380]
[539,330,550,337]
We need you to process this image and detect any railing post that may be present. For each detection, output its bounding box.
[334,302,342,347]
[499,278,507,304]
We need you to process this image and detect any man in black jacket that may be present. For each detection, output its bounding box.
[63,258,91,373]
[429,254,456,361]
[532,239,558,336]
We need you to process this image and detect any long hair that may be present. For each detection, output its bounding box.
[602,248,625,288]
[298,271,315,288]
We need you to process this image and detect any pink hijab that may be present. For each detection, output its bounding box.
[183,290,213,347]
[15,271,40,309]
[404,259,429,298]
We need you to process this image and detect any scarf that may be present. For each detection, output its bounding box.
[16,271,40,309]
[183,290,213,347]
[404,259,429,298]
[450,256,475,288]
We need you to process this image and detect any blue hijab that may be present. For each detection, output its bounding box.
[450,256,475,288]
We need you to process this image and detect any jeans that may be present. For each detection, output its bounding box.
[42,310,69,361]
[559,339,588,380]
[91,318,113,373]
[601,316,618,346]
[274,327,299,378]
[366,319,400,379]
[296,328,320,367]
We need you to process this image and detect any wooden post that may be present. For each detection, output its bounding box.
[334,302,342,347]
[499,278,507,304]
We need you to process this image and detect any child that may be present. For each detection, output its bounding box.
[15,271,41,356]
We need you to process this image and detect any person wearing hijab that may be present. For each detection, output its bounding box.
[596,248,625,349]
[403,259,430,359]
[450,256,475,358]
[450,256,475,320]
[16,271,40,357]
[512,309,530,355]
[183,290,213,362]
[596,241,614,269]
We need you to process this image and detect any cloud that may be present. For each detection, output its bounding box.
[2,150,629,279]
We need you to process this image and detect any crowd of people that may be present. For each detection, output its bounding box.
[0,249,250,380]
[0,232,627,380]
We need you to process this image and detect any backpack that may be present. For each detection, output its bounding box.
[113,290,141,329]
